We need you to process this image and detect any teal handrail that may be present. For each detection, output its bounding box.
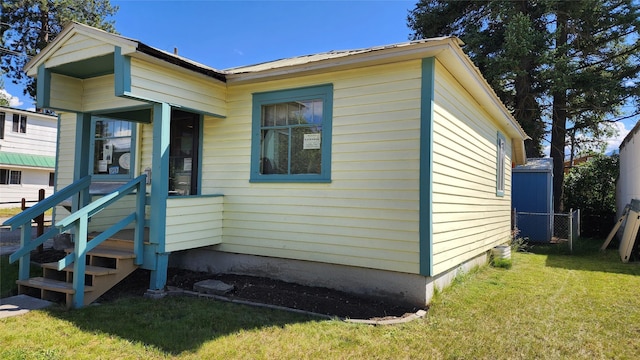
[5,174,146,309]
[6,176,92,280]
[54,174,147,308]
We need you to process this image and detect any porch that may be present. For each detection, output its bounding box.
[2,177,223,308]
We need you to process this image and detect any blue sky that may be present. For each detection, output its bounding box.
[1,0,636,153]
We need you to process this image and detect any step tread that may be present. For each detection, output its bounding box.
[41,263,120,276]
[65,246,136,259]
[17,277,95,294]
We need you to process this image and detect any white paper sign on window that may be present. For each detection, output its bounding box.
[303,133,321,150]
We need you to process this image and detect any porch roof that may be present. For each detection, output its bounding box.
[0,152,55,169]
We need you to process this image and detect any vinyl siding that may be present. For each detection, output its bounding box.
[201,61,423,274]
[129,58,227,116]
[165,196,223,252]
[45,33,114,69]
[52,113,76,221]
[618,126,640,215]
[431,60,512,275]
[82,75,145,112]
[0,111,57,156]
[49,73,82,111]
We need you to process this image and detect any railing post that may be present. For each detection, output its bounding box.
[36,189,45,253]
[71,215,89,308]
[134,176,145,265]
[18,223,32,280]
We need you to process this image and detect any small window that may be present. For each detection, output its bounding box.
[12,113,26,133]
[0,169,22,184]
[49,172,55,187]
[251,84,333,182]
[0,112,5,139]
[91,117,135,179]
[496,132,506,197]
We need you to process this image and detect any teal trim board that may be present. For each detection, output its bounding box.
[150,103,170,250]
[114,46,132,97]
[419,57,435,277]
[74,113,92,210]
[36,64,51,109]
[496,131,506,197]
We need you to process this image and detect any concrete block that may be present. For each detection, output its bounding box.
[193,279,234,295]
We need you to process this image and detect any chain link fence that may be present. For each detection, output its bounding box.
[514,209,580,252]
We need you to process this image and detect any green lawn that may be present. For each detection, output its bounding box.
[1,238,640,359]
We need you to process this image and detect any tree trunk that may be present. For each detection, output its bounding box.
[550,8,569,212]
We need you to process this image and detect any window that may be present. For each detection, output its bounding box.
[169,109,200,196]
[496,132,506,197]
[49,172,55,187]
[12,113,26,133]
[251,84,333,182]
[91,117,135,179]
[0,169,22,184]
[0,112,5,139]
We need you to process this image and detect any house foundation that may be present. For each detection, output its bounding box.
[170,248,490,307]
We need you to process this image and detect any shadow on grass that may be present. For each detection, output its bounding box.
[529,237,640,275]
[44,295,323,355]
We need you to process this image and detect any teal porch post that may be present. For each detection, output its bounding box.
[148,102,171,290]
[74,113,92,210]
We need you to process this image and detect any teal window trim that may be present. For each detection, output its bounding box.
[496,131,506,197]
[250,84,333,183]
[89,116,137,181]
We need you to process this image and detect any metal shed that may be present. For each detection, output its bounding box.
[512,158,554,242]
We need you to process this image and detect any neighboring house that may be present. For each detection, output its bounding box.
[617,120,640,217]
[0,106,57,208]
[16,22,527,307]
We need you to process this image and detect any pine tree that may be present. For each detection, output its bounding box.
[408,0,640,211]
[0,0,118,101]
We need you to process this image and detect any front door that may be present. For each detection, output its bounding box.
[169,109,200,196]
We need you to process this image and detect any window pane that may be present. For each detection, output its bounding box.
[93,118,132,176]
[12,114,19,132]
[288,102,301,125]
[0,169,8,184]
[275,104,288,126]
[9,170,21,184]
[260,129,288,174]
[262,105,275,127]
[0,112,5,139]
[291,127,321,174]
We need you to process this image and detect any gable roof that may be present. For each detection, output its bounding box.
[24,22,528,163]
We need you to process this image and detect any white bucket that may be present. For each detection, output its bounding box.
[492,245,511,260]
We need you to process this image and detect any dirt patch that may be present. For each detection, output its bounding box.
[29,249,422,320]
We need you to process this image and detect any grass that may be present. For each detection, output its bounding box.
[0,257,41,298]
[1,237,640,359]
[0,207,52,218]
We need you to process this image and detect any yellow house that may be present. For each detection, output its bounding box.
[6,22,527,308]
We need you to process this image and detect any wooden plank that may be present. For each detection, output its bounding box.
[601,205,629,250]
[619,208,640,263]
[17,277,95,294]
[41,263,119,276]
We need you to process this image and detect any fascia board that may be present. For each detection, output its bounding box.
[225,41,452,85]
[24,22,138,77]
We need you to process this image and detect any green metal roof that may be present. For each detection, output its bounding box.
[0,152,55,169]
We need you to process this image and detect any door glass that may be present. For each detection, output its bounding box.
[169,110,199,195]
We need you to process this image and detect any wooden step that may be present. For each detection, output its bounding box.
[17,277,95,294]
[41,263,119,276]
[65,246,136,260]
